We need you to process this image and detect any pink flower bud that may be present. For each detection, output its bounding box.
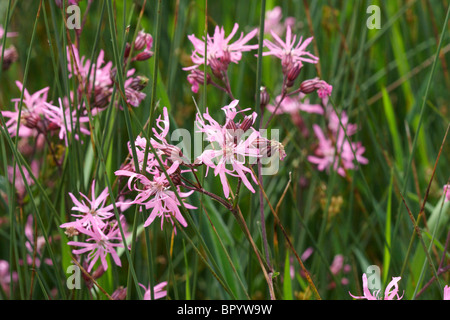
[133,51,153,61]
[286,62,303,86]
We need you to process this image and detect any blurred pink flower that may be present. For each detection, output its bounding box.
[443,184,450,202]
[264,6,283,35]
[0,25,18,39]
[139,281,168,300]
[307,110,368,177]
[24,215,53,267]
[1,81,51,138]
[328,254,351,289]
[264,6,296,37]
[444,285,450,300]
[42,99,90,146]
[349,273,403,300]
[7,161,39,200]
[67,45,146,110]
[266,93,324,115]
[0,260,18,298]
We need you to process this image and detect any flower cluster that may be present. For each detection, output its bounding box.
[115,107,196,232]
[308,104,368,177]
[196,100,284,198]
[60,180,127,272]
[113,100,286,233]
[67,43,149,112]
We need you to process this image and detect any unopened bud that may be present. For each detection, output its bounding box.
[134,32,147,51]
[209,57,228,79]
[286,63,302,87]
[259,86,270,110]
[299,78,320,94]
[225,120,238,131]
[239,114,254,132]
[134,31,153,51]
[133,51,153,62]
[124,43,131,59]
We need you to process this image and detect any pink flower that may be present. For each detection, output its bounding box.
[42,99,90,146]
[60,180,116,232]
[444,285,450,300]
[317,83,333,98]
[0,25,18,39]
[132,30,153,61]
[139,281,168,300]
[443,184,450,202]
[1,81,51,138]
[67,219,124,273]
[0,260,18,298]
[264,7,283,36]
[263,25,318,74]
[328,254,351,289]
[349,273,403,300]
[299,78,333,98]
[195,100,261,198]
[307,111,368,177]
[115,107,196,232]
[114,169,195,231]
[67,45,146,110]
[327,109,358,137]
[24,215,53,267]
[264,7,296,38]
[266,93,324,115]
[186,23,258,76]
[7,161,39,200]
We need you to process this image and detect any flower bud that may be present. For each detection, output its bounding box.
[124,42,131,59]
[239,114,255,133]
[259,86,270,110]
[133,51,153,62]
[299,78,320,94]
[134,32,147,51]
[111,286,127,300]
[1,46,18,71]
[286,62,302,87]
